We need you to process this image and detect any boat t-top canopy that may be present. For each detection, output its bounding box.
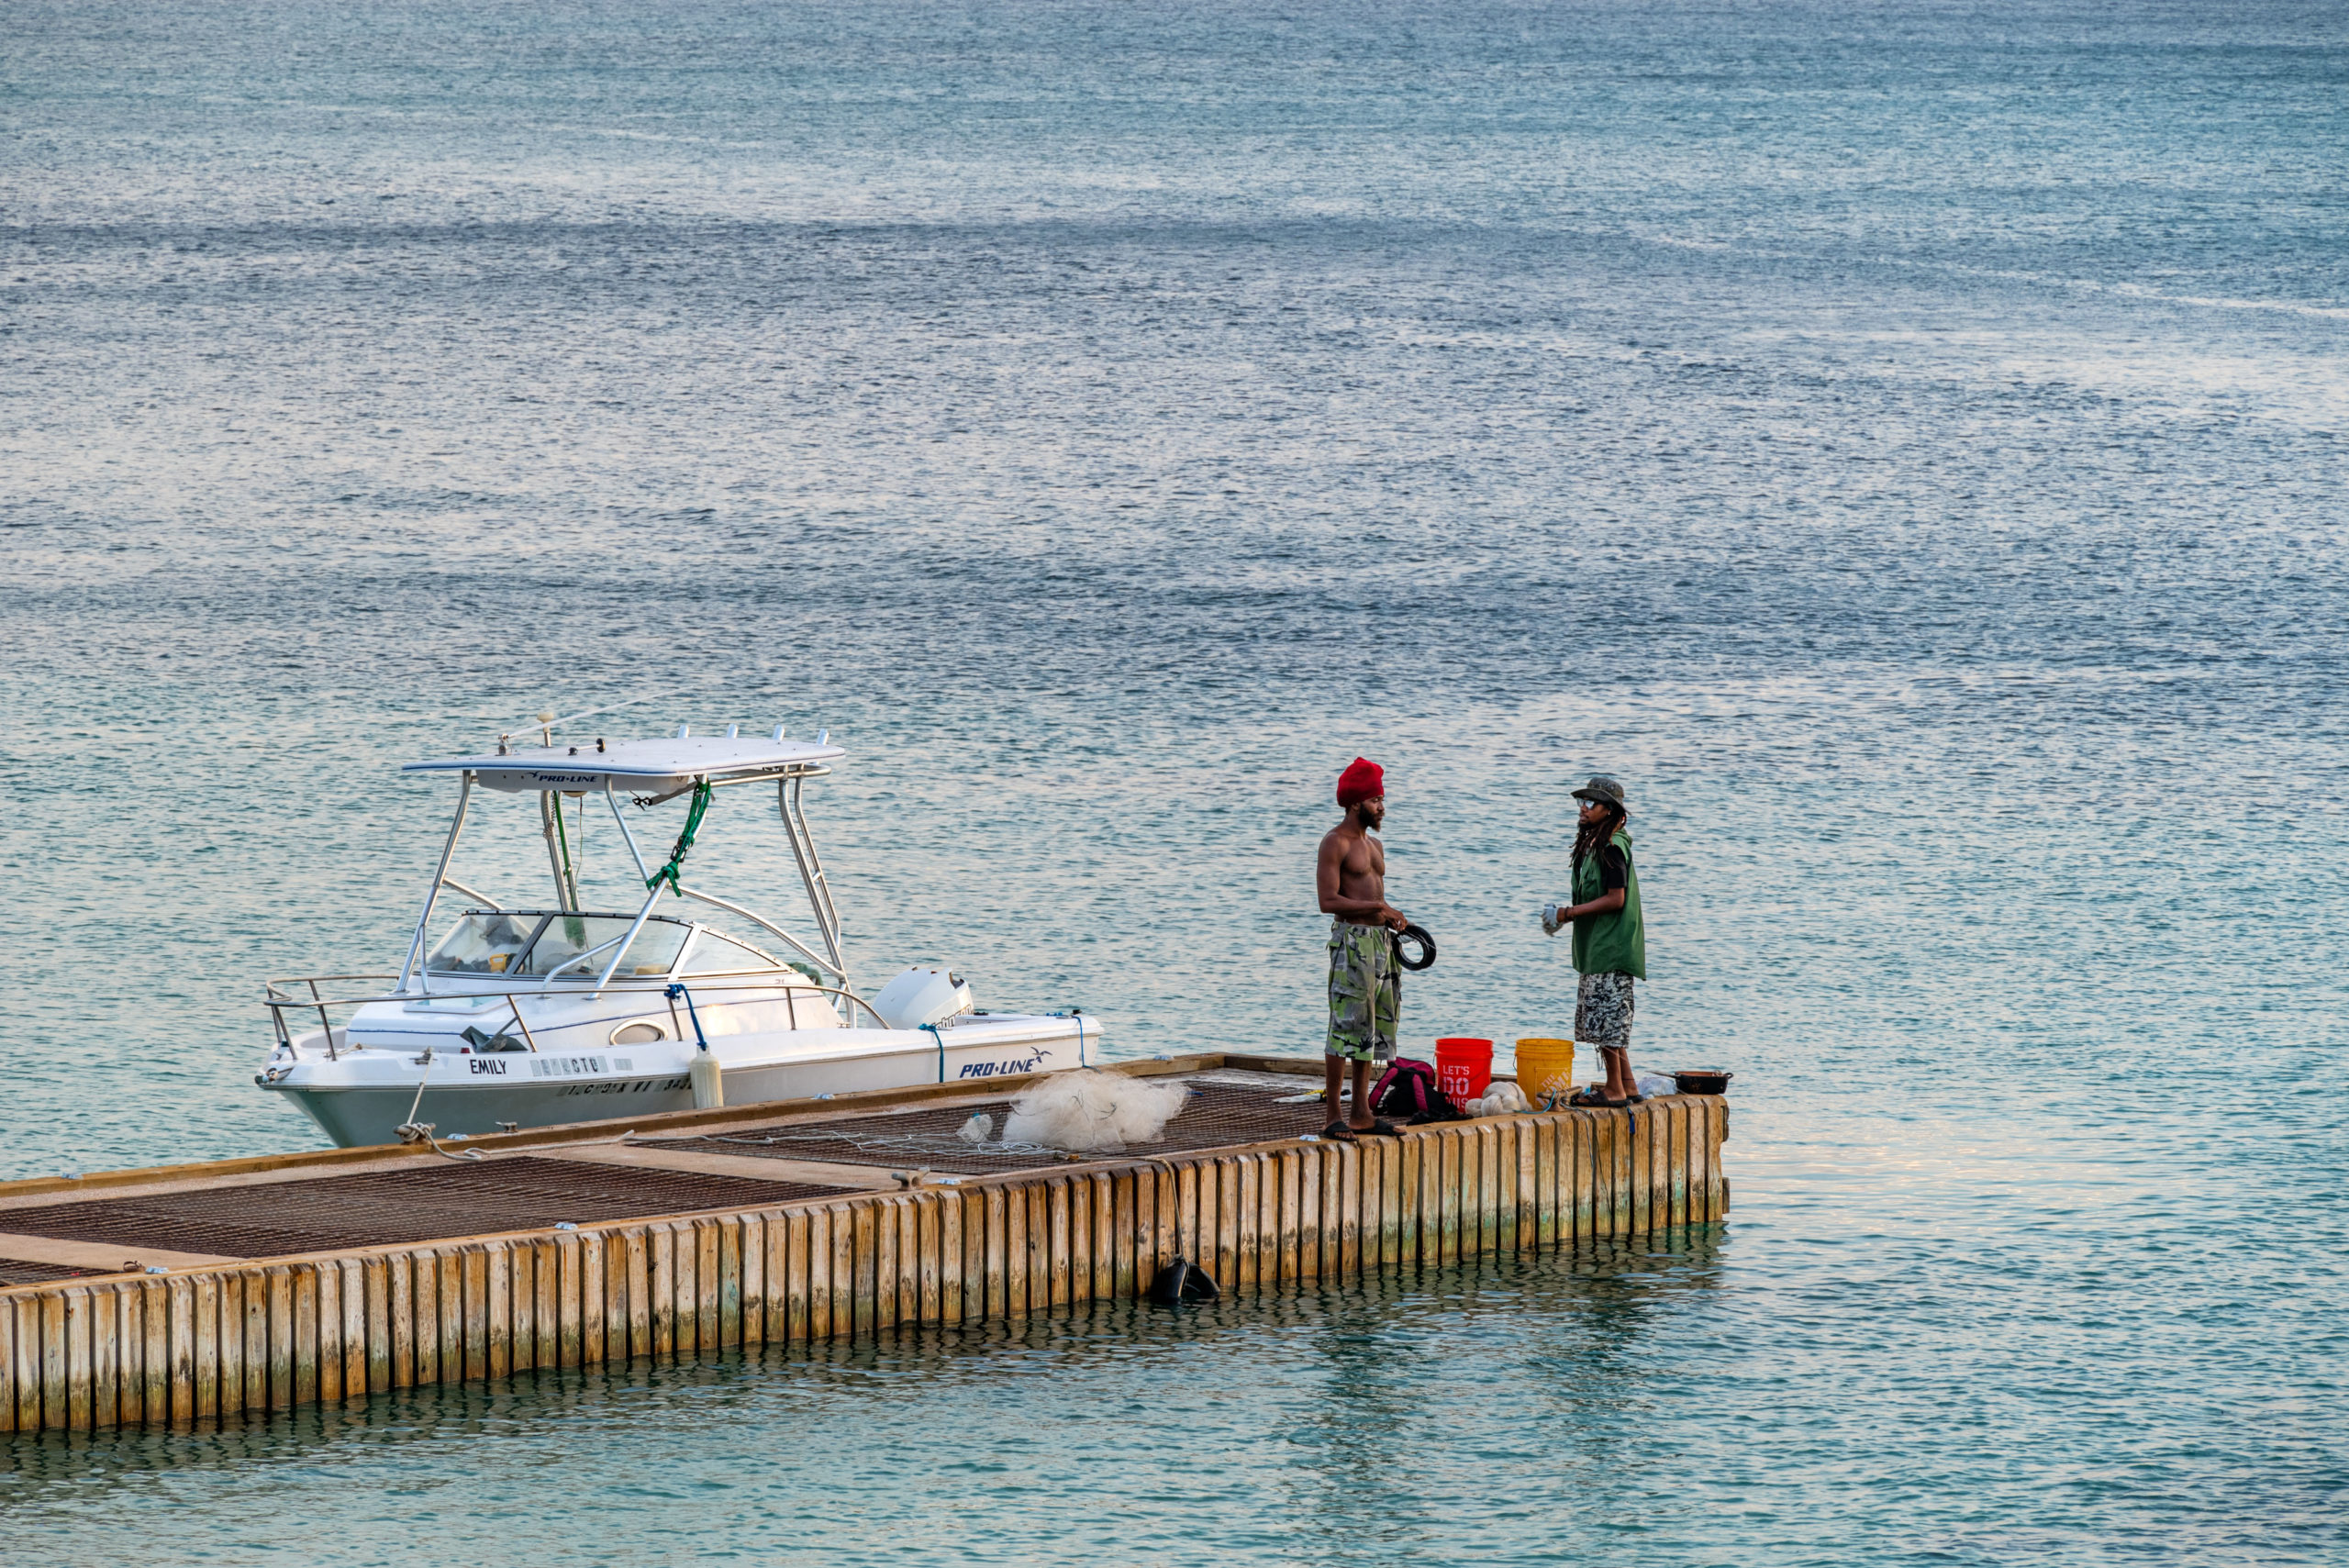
[405,733,848,795]
[395,726,852,997]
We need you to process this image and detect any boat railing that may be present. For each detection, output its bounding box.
[262,974,890,1061]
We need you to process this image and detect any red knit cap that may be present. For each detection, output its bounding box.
[1335,756,1385,808]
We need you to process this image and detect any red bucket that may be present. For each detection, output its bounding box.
[1434,1038,1493,1102]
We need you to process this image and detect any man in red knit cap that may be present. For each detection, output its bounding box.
[1315,756,1408,1140]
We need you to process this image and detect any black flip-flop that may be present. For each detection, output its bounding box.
[1319,1119,1358,1143]
[1354,1118,1405,1138]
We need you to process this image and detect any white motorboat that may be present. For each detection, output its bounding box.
[258,722,1093,1148]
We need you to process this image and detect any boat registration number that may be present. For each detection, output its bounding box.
[530,1055,609,1079]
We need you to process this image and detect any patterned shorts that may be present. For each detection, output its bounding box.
[1327,920,1399,1063]
[1575,972,1635,1047]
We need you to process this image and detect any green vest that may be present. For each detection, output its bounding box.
[1571,828,1645,979]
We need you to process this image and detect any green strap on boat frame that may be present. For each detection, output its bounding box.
[647,779,712,895]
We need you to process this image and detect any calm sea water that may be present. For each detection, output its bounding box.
[4,1,2346,1561]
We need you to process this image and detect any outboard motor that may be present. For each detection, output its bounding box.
[873,966,975,1030]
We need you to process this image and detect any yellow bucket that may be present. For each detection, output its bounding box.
[1515,1038,1575,1107]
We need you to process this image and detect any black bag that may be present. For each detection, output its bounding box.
[1371,1058,1466,1124]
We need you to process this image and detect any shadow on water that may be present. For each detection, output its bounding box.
[0,1228,1726,1496]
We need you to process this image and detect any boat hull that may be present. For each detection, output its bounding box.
[268,1014,1096,1148]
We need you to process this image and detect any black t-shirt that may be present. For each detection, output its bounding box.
[1598,843,1628,895]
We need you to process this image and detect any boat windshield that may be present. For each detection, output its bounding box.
[519,915,692,980]
[427,913,549,975]
[682,931,786,975]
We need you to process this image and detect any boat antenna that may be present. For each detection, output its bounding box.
[493,692,674,754]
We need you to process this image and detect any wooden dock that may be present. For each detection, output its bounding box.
[0,1056,1729,1433]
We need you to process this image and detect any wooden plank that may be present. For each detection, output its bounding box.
[1620,1105,1641,1235]
[616,1229,647,1361]
[1387,1137,1412,1267]
[1532,1116,1556,1246]
[483,1245,510,1381]
[804,1207,832,1340]
[1515,1118,1538,1252]
[216,1273,245,1417]
[916,1194,942,1325]
[728,1217,752,1349]
[1210,1159,1236,1295]
[1027,1184,1052,1315]
[1481,1123,1503,1258]
[138,1281,167,1425]
[985,1187,1010,1322]
[580,1231,607,1366]
[259,1267,290,1411]
[1229,1157,1255,1296]
[0,1285,14,1433]
[696,1219,722,1353]
[1335,1143,1361,1279]
[434,1250,463,1386]
[851,1202,879,1336]
[388,1255,416,1389]
[316,1262,343,1403]
[785,1210,812,1341]
[461,1248,488,1383]
[1666,1099,1690,1230]
[1110,1171,1136,1301]
[1698,1097,1721,1220]
[1001,1185,1028,1320]
[17,1296,43,1431]
[1587,1108,1611,1236]
[364,1258,391,1395]
[97,1285,128,1429]
[340,1260,367,1398]
[1089,1173,1115,1304]
[1152,1166,1178,1281]
[413,1251,440,1389]
[1180,1162,1206,1286]
[1046,1178,1072,1309]
[1571,1111,1595,1240]
[1279,1150,1302,1284]
[106,1286,134,1430]
[286,1265,316,1408]
[751,1214,779,1348]
[528,1240,555,1372]
[1419,1131,1437,1267]
[895,1197,923,1326]
[161,1277,194,1425]
[191,1274,219,1420]
[1261,1154,1284,1287]
[90,1283,120,1429]
[62,1289,92,1431]
[940,1189,964,1327]
[828,1203,856,1340]
[503,1243,530,1375]
[649,1225,677,1357]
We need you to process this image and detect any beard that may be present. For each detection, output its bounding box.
[1359,800,1386,830]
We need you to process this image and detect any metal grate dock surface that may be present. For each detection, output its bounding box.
[0,1257,105,1287]
[0,1157,851,1259]
[642,1073,1338,1174]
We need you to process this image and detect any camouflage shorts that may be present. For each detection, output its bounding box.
[1575,971,1635,1047]
[1328,920,1400,1063]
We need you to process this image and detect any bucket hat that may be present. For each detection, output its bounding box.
[1572,775,1626,809]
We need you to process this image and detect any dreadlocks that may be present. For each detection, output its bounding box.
[1573,801,1625,870]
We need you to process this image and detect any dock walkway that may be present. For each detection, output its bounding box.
[0,1055,1728,1433]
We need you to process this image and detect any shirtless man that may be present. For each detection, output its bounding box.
[1316,756,1408,1141]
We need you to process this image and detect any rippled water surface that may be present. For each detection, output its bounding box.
[3,0,2346,1562]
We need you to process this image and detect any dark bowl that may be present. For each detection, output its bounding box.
[1671,1070,1733,1095]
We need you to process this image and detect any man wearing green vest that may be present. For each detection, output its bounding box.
[1543,775,1647,1107]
